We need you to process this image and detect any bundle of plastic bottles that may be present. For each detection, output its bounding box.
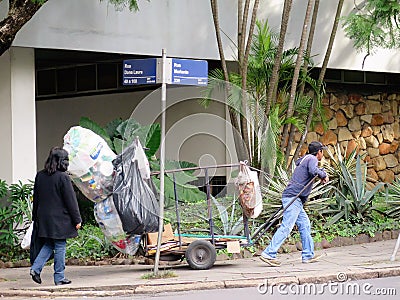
[64,126,159,255]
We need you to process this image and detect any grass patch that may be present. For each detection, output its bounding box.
[140,270,178,279]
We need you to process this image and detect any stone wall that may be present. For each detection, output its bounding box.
[298,92,400,184]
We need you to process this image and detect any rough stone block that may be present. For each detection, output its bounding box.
[391,230,400,239]
[355,234,370,244]
[370,232,383,242]
[382,231,392,240]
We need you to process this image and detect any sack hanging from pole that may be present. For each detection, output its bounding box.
[235,162,263,218]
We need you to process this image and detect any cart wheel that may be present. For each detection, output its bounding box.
[185,240,216,270]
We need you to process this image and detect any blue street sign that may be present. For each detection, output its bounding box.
[171,58,208,86]
[123,58,157,85]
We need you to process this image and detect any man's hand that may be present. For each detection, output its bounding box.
[76,223,82,230]
[321,176,329,184]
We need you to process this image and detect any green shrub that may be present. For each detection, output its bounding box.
[0,180,33,261]
[66,224,117,260]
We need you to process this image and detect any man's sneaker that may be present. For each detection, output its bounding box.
[302,253,323,264]
[260,254,281,267]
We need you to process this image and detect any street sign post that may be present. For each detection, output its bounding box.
[122,53,208,275]
[123,58,208,86]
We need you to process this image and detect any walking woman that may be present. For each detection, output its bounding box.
[30,147,82,285]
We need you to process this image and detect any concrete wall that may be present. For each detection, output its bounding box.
[0,48,36,183]
[36,86,232,177]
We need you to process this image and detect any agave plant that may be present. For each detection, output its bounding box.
[260,165,333,219]
[382,179,400,219]
[323,144,360,193]
[324,154,385,225]
[211,196,244,236]
[166,195,244,237]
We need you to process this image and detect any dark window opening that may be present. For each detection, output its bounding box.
[325,69,342,81]
[97,63,118,90]
[387,73,400,85]
[343,70,364,83]
[365,72,386,84]
[77,65,96,91]
[57,68,76,93]
[37,69,56,95]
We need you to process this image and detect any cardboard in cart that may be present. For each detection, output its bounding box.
[147,223,175,246]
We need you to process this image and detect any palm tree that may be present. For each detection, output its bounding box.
[205,20,319,175]
[210,0,260,162]
[210,0,246,161]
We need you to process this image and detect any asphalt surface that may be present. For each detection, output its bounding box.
[0,239,400,298]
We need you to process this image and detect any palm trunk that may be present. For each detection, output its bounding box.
[237,0,250,162]
[211,0,250,161]
[240,0,260,164]
[292,0,345,162]
[265,0,293,117]
[299,0,320,97]
[210,0,246,161]
[281,0,314,156]
[238,0,251,67]
[238,0,243,58]
[285,0,320,167]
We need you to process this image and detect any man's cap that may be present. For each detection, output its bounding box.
[308,141,327,154]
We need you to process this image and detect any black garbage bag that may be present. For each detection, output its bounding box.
[112,142,159,235]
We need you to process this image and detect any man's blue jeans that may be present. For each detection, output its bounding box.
[31,238,67,283]
[262,197,314,261]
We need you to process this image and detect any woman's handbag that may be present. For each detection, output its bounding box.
[21,222,34,250]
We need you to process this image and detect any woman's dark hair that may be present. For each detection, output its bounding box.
[44,147,69,174]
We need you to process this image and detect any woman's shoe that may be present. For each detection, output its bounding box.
[30,269,42,284]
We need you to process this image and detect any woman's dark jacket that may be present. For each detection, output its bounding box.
[32,170,82,239]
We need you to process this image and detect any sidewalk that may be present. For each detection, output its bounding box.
[1,240,400,298]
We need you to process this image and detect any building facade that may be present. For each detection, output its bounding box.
[1,0,399,183]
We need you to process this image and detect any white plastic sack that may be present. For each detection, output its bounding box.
[247,168,263,218]
[94,197,140,255]
[63,126,117,202]
[134,139,151,180]
[235,162,263,218]
[21,222,34,250]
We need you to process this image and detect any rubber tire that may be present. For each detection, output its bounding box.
[185,240,216,270]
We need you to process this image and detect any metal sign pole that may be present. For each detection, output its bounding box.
[154,49,167,275]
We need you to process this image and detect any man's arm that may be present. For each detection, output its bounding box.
[309,157,328,183]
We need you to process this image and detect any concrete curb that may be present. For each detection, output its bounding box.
[2,267,400,298]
